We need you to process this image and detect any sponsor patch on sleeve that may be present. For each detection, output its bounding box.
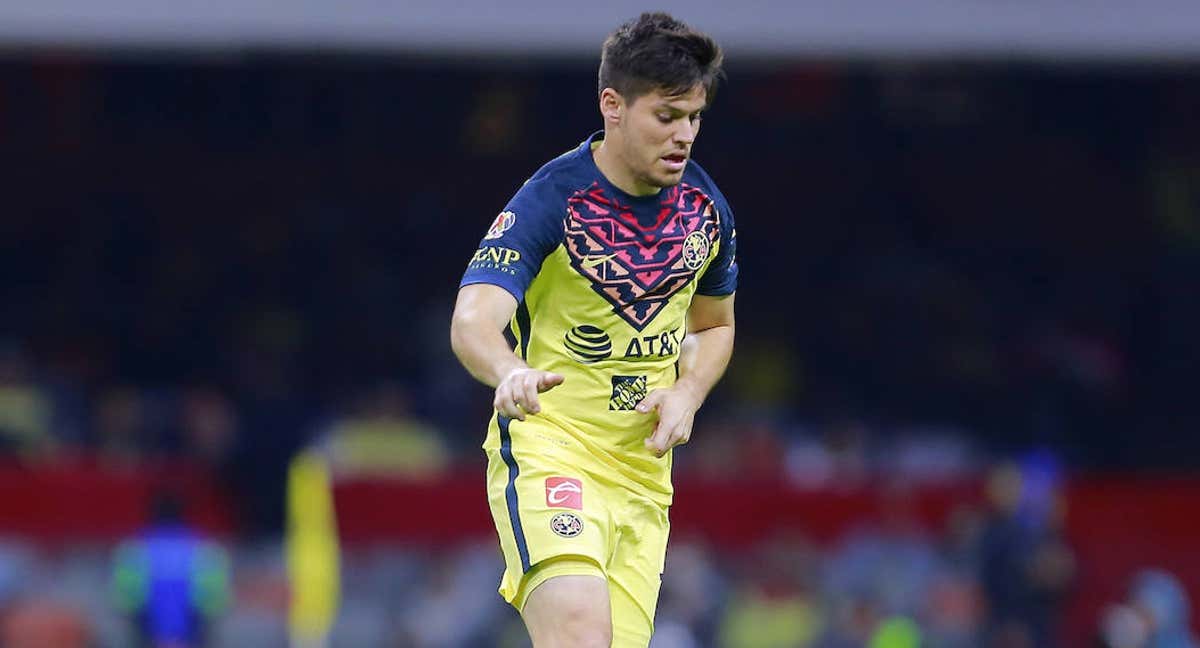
[484,211,516,239]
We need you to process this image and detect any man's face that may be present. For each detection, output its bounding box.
[616,84,707,192]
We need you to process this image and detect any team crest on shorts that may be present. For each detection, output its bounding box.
[682,230,711,270]
[550,512,584,538]
[484,211,516,239]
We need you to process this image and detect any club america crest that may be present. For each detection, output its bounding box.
[550,512,584,538]
[682,230,710,270]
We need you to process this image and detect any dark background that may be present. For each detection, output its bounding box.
[4,57,1198,463]
[1,52,1198,647]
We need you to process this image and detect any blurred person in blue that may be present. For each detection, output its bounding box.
[450,11,737,648]
[1133,570,1199,648]
[111,490,230,648]
[1098,569,1197,648]
[978,451,1075,648]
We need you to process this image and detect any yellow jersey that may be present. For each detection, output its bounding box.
[461,132,738,504]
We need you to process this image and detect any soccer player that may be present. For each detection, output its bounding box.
[450,12,737,647]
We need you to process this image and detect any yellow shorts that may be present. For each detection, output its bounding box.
[484,413,670,647]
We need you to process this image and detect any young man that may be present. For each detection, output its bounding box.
[450,12,737,647]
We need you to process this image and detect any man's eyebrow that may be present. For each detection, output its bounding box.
[657,104,702,114]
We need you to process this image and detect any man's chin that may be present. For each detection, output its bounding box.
[630,168,685,195]
[649,171,686,189]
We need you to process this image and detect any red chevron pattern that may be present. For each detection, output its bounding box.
[564,182,720,331]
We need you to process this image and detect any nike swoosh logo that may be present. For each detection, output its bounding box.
[581,253,617,268]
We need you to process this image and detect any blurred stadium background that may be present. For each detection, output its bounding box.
[1,2,1199,647]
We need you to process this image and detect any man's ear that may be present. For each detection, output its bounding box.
[599,88,623,126]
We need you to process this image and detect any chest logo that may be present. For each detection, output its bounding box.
[563,325,612,364]
[682,230,710,270]
[564,183,719,331]
[581,253,618,268]
[609,375,648,411]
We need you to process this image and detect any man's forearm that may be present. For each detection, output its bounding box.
[450,321,527,389]
[674,324,734,404]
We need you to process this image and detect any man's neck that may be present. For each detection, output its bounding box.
[592,134,659,197]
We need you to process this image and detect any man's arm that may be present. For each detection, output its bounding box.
[638,292,735,456]
[450,283,563,421]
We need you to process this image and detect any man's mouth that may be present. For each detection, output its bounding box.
[661,153,688,171]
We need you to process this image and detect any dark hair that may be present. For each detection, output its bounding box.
[599,12,724,106]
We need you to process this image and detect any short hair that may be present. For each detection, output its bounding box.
[598,12,724,106]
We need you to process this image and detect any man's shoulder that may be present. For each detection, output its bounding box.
[496,142,594,237]
[683,158,735,218]
[521,138,593,195]
[682,158,722,196]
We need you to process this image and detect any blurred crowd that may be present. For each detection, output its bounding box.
[651,456,1077,648]
[0,459,1193,647]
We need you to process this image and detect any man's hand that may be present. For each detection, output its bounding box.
[637,383,703,458]
[495,367,565,421]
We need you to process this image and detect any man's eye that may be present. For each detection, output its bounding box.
[690,113,703,123]
[657,114,673,123]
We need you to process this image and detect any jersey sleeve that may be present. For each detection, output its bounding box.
[696,194,739,296]
[459,178,563,303]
